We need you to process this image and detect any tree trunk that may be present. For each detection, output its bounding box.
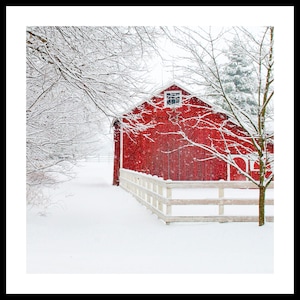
[258,184,266,226]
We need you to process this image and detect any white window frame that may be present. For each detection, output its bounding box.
[164,90,182,107]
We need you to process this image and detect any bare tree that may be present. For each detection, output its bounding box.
[162,26,274,226]
[26,26,161,206]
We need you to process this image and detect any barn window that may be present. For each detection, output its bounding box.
[164,90,182,107]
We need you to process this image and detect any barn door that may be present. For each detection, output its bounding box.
[228,156,248,181]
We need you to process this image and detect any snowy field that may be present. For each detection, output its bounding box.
[27,160,274,274]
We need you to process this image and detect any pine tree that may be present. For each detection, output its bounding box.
[214,37,258,116]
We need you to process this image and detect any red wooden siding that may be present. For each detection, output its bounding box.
[113,84,273,185]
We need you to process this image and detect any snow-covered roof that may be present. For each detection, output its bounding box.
[112,81,275,136]
[114,80,224,120]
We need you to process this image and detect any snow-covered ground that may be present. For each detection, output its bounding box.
[4,158,288,294]
[27,160,274,275]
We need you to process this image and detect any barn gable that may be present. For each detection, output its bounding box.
[113,82,271,185]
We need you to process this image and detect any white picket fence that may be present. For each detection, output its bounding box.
[119,168,274,224]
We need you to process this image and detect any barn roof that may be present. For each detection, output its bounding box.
[112,81,274,135]
[111,81,249,132]
[113,80,228,120]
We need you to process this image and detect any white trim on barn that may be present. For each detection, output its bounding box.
[120,123,123,169]
[111,80,248,133]
[227,155,249,181]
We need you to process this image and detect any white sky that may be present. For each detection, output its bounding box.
[146,25,276,98]
[6,5,294,294]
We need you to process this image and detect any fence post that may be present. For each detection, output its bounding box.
[146,180,151,203]
[158,183,163,212]
[152,179,157,208]
[141,177,145,200]
[218,185,224,216]
[166,181,172,216]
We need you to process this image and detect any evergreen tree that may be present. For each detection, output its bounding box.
[214,37,258,116]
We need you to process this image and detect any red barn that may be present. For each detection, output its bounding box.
[113,82,273,185]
